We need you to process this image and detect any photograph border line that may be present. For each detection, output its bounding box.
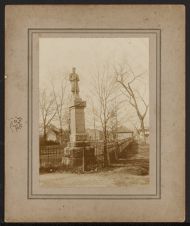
[27,29,161,200]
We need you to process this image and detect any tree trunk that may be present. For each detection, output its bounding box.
[140,119,146,144]
[43,126,47,144]
[103,126,109,167]
[60,128,63,145]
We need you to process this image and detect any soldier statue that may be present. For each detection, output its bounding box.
[69,67,79,97]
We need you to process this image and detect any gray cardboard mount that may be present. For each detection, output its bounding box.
[5,5,185,222]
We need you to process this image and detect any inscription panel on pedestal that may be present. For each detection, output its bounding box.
[76,108,85,133]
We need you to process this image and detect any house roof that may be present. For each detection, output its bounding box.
[86,128,102,133]
[47,124,68,135]
[116,126,133,133]
[138,127,150,132]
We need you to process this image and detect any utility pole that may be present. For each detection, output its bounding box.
[115,98,119,160]
[93,109,97,156]
[115,98,118,141]
[82,147,85,172]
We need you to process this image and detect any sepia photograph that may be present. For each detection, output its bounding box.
[39,37,150,188]
[4,4,185,222]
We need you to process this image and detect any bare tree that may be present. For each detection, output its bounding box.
[114,63,149,143]
[107,98,120,141]
[87,97,98,139]
[92,67,116,166]
[39,89,57,143]
[51,76,70,144]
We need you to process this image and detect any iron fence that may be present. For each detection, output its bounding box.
[39,138,133,171]
[40,145,66,171]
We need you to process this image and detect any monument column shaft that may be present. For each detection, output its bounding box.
[70,106,86,142]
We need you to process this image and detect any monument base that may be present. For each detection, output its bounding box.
[62,143,96,171]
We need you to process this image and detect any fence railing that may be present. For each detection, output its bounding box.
[39,138,133,171]
[40,145,66,170]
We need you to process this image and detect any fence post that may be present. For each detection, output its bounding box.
[82,147,85,172]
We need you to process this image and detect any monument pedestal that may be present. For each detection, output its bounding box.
[62,68,96,171]
[63,142,96,171]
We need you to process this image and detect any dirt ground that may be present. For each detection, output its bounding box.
[39,142,149,188]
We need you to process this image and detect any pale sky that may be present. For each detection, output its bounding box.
[39,38,149,130]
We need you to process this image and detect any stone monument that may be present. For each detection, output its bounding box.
[62,68,96,171]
